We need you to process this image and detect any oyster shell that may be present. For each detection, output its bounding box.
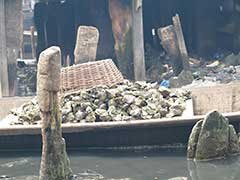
[6,80,191,125]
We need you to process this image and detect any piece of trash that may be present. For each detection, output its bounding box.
[206,60,220,68]
[160,80,170,88]
[0,175,10,179]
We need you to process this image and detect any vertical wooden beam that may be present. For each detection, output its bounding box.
[0,75,2,97]
[233,0,240,53]
[132,0,146,81]
[30,26,36,59]
[108,0,134,79]
[172,14,190,70]
[0,0,9,97]
[5,0,23,96]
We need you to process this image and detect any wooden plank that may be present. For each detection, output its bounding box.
[188,83,240,115]
[0,0,9,97]
[158,25,183,75]
[172,14,190,70]
[0,75,2,97]
[1,111,240,136]
[5,0,23,96]
[132,0,146,81]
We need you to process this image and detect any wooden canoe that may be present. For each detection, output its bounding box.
[0,83,240,151]
[0,112,239,151]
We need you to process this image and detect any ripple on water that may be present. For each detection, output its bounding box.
[1,158,30,168]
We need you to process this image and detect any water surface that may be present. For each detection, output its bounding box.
[0,148,239,180]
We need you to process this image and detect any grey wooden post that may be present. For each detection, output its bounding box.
[0,0,9,97]
[5,0,23,96]
[132,0,146,81]
[172,14,190,70]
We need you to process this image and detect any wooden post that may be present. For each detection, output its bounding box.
[132,0,146,81]
[38,46,73,180]
[108,0,134,80]
[0,0,9,97]
[5,0,23,96]
[233,0,240,53]
[172,14,190,70]
[30,26,36,59]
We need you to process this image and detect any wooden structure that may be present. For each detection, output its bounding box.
[34,0,146,81]
[0,83,240,150]
[0,0,22,97]
[0,0,147,97]
[0,112,239,151]
[187,83,240,115]
[132,0,146,81]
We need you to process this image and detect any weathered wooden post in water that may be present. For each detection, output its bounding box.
[37,46,73,180]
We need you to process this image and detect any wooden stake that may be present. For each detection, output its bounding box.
[38,46,73,180]
[30,26,36,59]
[172,14,190,70]
[0,0,9,97]
[132,0,146,81]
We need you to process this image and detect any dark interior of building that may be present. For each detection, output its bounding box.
[34,0,238,67]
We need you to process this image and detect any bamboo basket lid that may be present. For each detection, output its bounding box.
[60,59,124,93]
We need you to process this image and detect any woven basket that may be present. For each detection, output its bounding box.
[60,59,124,93]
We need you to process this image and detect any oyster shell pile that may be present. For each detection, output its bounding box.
[5,80,191,125]
[7,98,41,125]
[16,65,37,97]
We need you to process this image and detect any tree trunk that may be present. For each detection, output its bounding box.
[37,46,73,180]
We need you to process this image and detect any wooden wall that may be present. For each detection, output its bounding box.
[189,83,240,115]
[0,0,23,97]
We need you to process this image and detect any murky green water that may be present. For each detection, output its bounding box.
[0,149,239,180]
